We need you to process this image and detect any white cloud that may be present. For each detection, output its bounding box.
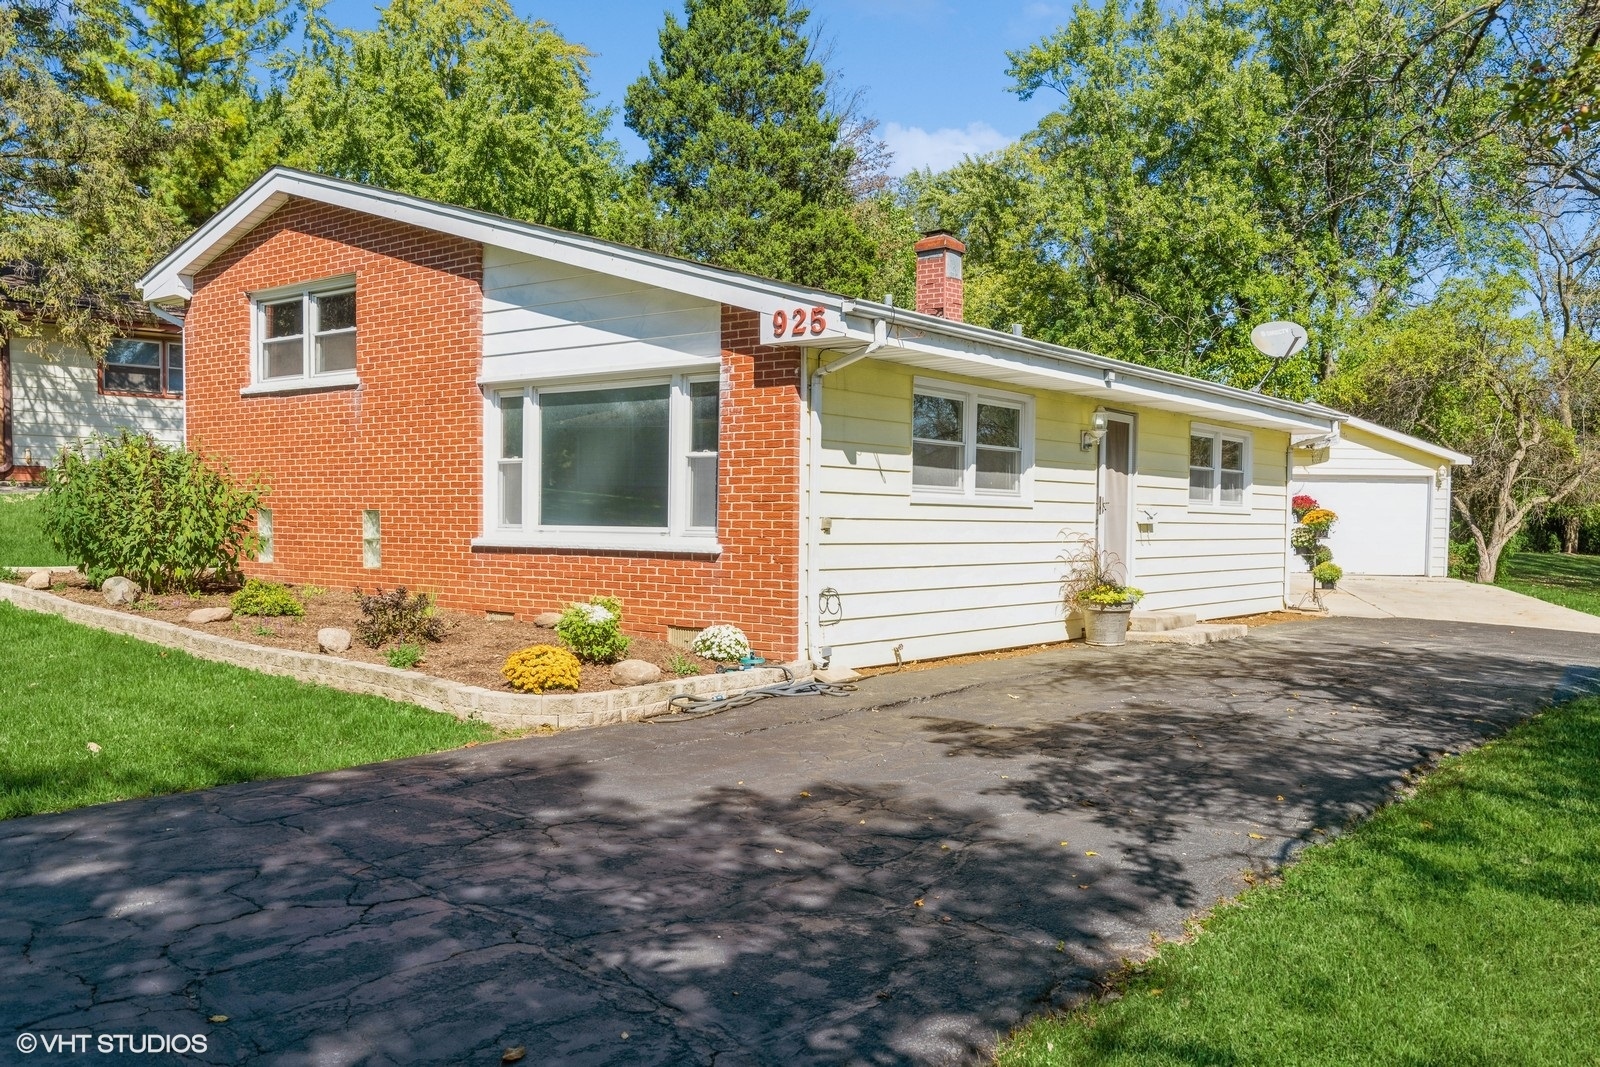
[883,121,1016,176]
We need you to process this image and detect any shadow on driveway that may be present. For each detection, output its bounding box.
[3,618,1598,1065]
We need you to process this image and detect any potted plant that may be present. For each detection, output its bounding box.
[1312,561,1343,589]
[1059,536,1144,647]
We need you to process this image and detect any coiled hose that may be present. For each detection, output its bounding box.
[652,670,858,722]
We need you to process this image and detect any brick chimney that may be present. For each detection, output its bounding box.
[914,231,965,321]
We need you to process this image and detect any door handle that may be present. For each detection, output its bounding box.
[1097,500,1109,514]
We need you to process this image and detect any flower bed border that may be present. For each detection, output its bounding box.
[0,577,808,731]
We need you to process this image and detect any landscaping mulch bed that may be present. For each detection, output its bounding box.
[34,576,719,693]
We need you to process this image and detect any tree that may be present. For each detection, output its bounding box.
[278,0,625,234]
[623,0,880,294]
[73,0,303,225]
[1325,277,1600,582]
[0,2,188,351]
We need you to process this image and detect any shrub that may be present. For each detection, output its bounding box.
[230,579,305,617]
[668,651,700,677]
[385,643,424,669]
[556,598,631,663]
[1312,561,1344,585]
[356,587,447,648]
[503,644,582,693]
[0,567,18,583]
[692,623,751,662]
[39,430,267,593]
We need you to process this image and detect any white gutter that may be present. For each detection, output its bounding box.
[801,316,889,665]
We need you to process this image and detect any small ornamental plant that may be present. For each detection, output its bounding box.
[1299,508,1338,536]
[385,643,424,670]
[556,597,631,664]
[692,624,751,662]
[1291,494,1320,520]
[230,579,305,618]
[1079,583,1145,607]
[1058,536,1142,612]
[356,587,447,648]
[1312,561,1344,586]
[503,644,582,693]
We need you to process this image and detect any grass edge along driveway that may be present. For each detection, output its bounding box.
[996,693,1600,1066]
[0,601,497,819]
[1497,551,1600,618]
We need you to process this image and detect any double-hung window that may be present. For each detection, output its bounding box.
[101,338,183,397]
[252,280,357,389]
[1189,426,1250,508]
[911,380,1030,500]
[488,374,720,547]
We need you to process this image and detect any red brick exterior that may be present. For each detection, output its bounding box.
[914,232,965,322]
[187,199,804,659]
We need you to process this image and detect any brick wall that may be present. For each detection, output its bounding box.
[188,200,804,659]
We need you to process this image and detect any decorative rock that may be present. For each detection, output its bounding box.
[814,666,862,684]
[318,627,353,653]
[101,576,141,606]
[611,659,663,686]
[533,611,563,628]
[187,606,233,624]
[24,570,52,590]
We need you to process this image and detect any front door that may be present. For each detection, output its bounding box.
[1097,414,1136,584]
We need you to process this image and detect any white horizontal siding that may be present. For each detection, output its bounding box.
[479,246,720,383]
[813,359,1295,668]
[8,328,183,465]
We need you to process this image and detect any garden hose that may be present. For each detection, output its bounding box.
[652,671,858,722]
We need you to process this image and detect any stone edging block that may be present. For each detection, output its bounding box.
[0,583,810,731]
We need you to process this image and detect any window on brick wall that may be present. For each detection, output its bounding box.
[100,338,182,397]
[251,278,357,389]
[487,373,719,543]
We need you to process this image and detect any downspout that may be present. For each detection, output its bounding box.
[1282,442,1294,606]
[803,315,889,665]
[146,302,187,446]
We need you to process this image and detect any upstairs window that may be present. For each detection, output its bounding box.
[1189,427,1250,508]
[101,338,182,397]
[254,281,357,386]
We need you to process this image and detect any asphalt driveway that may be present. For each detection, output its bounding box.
[5,617,1600,1066]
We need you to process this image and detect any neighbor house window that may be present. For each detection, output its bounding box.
[1189,427,1250,508]
[490,374,719,538]
[101,338,183,397]
[911,380,1030,500]
[254,280,357,386]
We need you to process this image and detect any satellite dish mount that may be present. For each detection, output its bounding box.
[1248,320,1307,391]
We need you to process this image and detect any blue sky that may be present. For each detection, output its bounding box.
[314,0,1077,173]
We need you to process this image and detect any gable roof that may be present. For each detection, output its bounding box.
[1331,412,1472,466]
[140,167,1338,435]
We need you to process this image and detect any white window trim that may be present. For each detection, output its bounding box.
[1188,423,1253,512]
[910,377,1034,505]
[475,372,724,554]
[244,275,358,395]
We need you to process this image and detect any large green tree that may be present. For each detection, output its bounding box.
[0,2,187,350]
[278,0,625,234]
[623,0,881,294]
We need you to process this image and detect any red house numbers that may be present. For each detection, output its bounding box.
[772,306,828,339]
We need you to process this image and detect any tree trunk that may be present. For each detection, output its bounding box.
[1561,514,1580,554]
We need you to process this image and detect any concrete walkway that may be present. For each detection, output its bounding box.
[1291,573,1600,633]
[4,618,1600,1065]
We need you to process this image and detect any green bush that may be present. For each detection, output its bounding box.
[230,579,305,617]
[385,643,424,669]
[503,644,582,693]
[556,597,631,664]
[1312,561,1344,585]
[39,431,267,593]
[356,587,446,648]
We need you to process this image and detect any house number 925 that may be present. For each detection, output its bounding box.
[772,306,828,338]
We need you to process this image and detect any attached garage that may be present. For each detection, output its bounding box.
[1291,416,1471,577]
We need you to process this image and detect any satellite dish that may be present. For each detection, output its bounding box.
[1250,320,1308,360]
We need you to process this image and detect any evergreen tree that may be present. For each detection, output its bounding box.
[624,0,878,294]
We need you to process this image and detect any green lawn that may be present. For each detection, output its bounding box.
[1498,551,1600,617]
[997,695,1600,1066]
[0,602,497,818]
[0,490,71,567]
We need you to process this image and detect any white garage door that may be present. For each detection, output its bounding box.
[1298,477,1431,575]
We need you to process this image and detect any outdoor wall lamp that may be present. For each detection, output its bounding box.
[1081,408,1108,451]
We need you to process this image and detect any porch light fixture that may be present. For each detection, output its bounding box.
[1081,408,1109,451]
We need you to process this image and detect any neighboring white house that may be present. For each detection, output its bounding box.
[1291,414,1471,577]
[1,323,185,481]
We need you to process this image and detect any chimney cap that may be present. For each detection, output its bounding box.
[915,231,966,256]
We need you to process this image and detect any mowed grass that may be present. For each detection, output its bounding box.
[0,602,496,818]
[997,696,1600,1066]
[0,491,70,567]
[1498,551,1600,618]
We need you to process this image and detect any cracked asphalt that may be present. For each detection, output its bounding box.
[4,617,1599,1066]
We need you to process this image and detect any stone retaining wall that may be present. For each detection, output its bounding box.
[0,581,808,731]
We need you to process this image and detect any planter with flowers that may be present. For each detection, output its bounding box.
[1291,496,1340,605]
[1059,535,1144,647]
